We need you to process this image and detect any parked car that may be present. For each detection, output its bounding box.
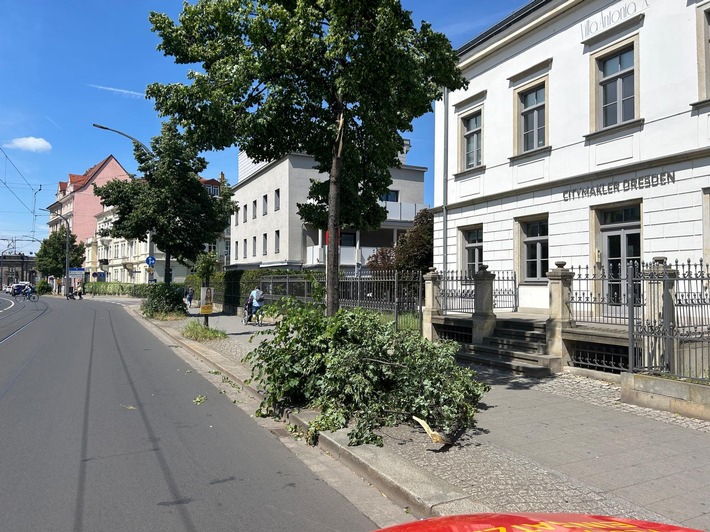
[376,513,702,532]
[3,284,11,293]
[11,282,31,296]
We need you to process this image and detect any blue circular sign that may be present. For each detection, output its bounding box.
[146,256,156,266]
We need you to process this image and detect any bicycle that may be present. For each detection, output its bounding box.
[15,291,39,303]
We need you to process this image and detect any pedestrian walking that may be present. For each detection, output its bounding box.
[247,285,265,326]
[186,287,194,308]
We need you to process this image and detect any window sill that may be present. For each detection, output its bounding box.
[509,146,551,164]
[584,118,644,143]
[690,98,710,111]
[453,165,486,179]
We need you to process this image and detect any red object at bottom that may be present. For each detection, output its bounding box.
[377,513,702,532]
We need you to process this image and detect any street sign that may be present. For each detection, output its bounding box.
[146,256,156,266]
[69,267,85,279]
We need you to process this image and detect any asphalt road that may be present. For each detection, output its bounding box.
[0,295,378,531]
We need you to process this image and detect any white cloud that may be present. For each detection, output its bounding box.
[2,136,52,152]
[89,84,145,98]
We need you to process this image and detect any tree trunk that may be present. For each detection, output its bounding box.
[326,108,345,316]
[203,273,210,328]
[164,251,172,286]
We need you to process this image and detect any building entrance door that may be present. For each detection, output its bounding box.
[602,228,641,312]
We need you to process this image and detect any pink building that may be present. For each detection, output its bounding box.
[46,154,129,251]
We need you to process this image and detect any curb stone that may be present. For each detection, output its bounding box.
[126,306,492,519]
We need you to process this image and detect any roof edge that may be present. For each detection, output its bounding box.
[457,0,552,57]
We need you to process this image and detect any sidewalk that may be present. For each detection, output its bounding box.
[138,306,710,531]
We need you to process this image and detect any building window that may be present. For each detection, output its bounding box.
[252,236,256,257]
[275,230,280,253]
[340,232,356,247]
[523,219,548,282]
[225,240,231,260]
[696,6,710,101]
[234,241,238,261]
[235,207,239,226]
[263,194,268,215]
[464,228,483,274]
[243,239,247,259]
[380,190,400,202]
[590,37,638,132]
[243,205,247,223]
[262,233,268,255]
[275,188,281,211]
[252,200,257,219]
[599,48,634,128]
[463,112,482,168]
[206,242,217,253]
[520,86,545,152]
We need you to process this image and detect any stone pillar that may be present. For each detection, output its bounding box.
[471,265,497,343]
[546,261,575,370]
[423,268,441,341]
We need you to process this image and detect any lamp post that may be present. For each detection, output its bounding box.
[42,209,71,296]
[92,123,154,157]
[92,123,168,284]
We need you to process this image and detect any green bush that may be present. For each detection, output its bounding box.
[141,283,187,318]
[182,320,228,341]
[244,299,489,446]
[35,279,52,295]
[84,281,177,298]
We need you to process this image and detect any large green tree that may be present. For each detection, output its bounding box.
[147,0,466,314]
[35,226,85,279]
[94,120,234,285]
[394,208,433,271]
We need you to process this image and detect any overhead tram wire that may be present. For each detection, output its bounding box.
[0,147,37,215]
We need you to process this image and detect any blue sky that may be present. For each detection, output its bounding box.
[0,0,528,255]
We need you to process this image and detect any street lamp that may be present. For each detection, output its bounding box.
[41,209,71,296]
[92,123,167,283]
[92,123,154,157]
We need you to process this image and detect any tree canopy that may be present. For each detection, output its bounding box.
[147,0,466,313]
[94,120,234,284]
[394,208,433,271]
[365,208,433,272]
[35,226,85,279]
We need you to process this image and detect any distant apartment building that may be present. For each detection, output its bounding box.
[229,146,427,271]
[46,155,130,244]
[84,177,230,284]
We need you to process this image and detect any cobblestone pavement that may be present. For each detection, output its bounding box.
[150,311,710,529]
[379,367,710,524]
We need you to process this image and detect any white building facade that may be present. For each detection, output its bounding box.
[231,150,427,270]
[434,0,710,313]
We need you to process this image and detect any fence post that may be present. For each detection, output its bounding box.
[471,265,496,344]
[628,262,636,373]
[546,261,574,372]
[423,268,441,341]
[642,257,677,373]
[418,271,424,334]
[394,270,399,332]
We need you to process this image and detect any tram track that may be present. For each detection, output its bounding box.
[0,296,51,345]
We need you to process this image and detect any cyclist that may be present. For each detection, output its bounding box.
[21,284,34,297]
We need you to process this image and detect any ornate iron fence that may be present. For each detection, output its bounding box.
[256,270,424,332]
[570,260,710,382]
[439,270,517,314]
